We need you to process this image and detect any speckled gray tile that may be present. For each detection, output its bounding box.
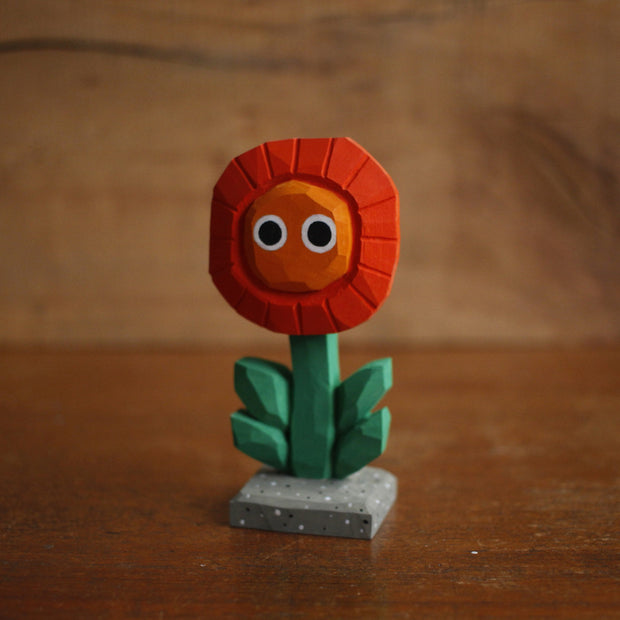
[229,466,397,539]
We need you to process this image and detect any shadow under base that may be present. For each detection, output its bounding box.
[229,466,397,539]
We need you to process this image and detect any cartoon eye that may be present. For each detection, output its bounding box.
[253,215,287,251]
[301,214,337,254]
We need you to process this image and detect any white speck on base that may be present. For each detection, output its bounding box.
[245,493,251,498]
[298,524,304,531]
[347,502,353,508]
[240,519,245,525]
[345,519,350,525]
[471,551,478,555]
[270,481,277,486]
[274,509,281,516]
[200,563,206,567]
[324,496,332,501]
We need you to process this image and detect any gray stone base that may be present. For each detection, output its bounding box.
[229,466,397,539]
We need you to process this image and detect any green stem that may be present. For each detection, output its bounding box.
[289,333,340,478]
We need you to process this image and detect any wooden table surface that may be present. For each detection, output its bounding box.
[1,347,618,618]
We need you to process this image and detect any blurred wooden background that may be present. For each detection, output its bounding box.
[1,0,618,347]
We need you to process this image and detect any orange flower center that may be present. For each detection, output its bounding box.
[244,180,353,292]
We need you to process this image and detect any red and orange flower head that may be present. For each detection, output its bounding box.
[209,137,400,335]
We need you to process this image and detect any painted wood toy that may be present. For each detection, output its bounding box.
[210,137,399,538]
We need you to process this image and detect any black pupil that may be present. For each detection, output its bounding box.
[308,221,332,247]
[258,220,282,246]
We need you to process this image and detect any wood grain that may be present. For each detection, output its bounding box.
[0,347,618,617]
[0,1,618,346]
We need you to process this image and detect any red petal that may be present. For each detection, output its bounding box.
[236,291,269,327]
[347,157,397,208]
[296,138,333,177]
[299,301,336,335]
[351,267,393,307]
[235,143,273,187]
[327,287,374,331]
[266,301,300,334]
[326,137,368,187]
[359,238,399,275]
[266,139,296,177]
[213,160,254,208]
[359,197,399,239]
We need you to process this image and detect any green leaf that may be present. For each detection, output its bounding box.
[230,410,289,471]
[336,358,392,434]
[333,407,391,479]
[234,357,291,431]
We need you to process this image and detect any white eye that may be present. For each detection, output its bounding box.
[301,214,337,254]
[253,215,287,251]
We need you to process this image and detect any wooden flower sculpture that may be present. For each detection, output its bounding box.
[210,137,399,479]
